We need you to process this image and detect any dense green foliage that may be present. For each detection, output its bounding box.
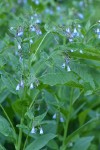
[0,0,100,150]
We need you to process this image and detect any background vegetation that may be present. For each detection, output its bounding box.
[0,0,100,150]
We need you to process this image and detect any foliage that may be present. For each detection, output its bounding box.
[0,0,100,150]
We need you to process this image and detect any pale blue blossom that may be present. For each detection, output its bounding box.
[52,113,56,119]
[67,66,71,72]
[31,126,36,134]
[30,83,34,89]
[40,127,43,134]
[16,84,20,91]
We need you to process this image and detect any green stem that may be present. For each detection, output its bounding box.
[61,88,73,150]
[34,31,50,55]
[61,114,70,150]
[23,133,29,150]
[63,37,66,45]
[17,118,23,150]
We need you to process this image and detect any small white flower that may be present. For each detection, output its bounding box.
[35,19,41,24]
[31,126,36,134]
[10,27,14,30]
[16,84,20,91]
[73,28,79,37]
[31,16,34,20]
[20,80,24,87]
[98,20,100,23]
[60,117,64,122]
[66,28,70,34]
[36,29,42,35]
[34,13,38,17]
[96,28,100,34]
[70,49,74,52]
[79,1,84,7]
[19,56,23,63]
[40,127,43,134]
[35,0,39,5]
[69,38,73,42]
[17,31,23,37]
[78,24,81,28]
[62,63,65,69]
[37,105,40,111]
[79,50,83,54]
[77,13,84,19]
[30,39,33,44]
[57,6,61,11]
[30,25,36,32]
[67,66,71,72]
[52,113,56,119]
[73,28,77,34]
[30,83,34,89]
[18,43,21,50]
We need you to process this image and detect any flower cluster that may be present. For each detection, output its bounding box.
[52,113,64,123]
[31,126,44,134]
[66,25,83,42]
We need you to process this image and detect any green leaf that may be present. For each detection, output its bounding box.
[0,90,10,103]
[65,118,99,144]
[12,99,30,116]
[78,109,90,126]
[33,112,47,126]
[72,89,83,104]
[1,74,16,94]
[25,133,56,150]
[72,136,94,150]
[0,145,6,150]
[30,32,50,55]
[39,72,82,87]
[70,63,95,89]
[0,115,14,138]
[85,20,91,31]
[47,140,58,149]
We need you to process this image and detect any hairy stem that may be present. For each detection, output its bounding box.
[17,118,23,150]
[61,88,73,150]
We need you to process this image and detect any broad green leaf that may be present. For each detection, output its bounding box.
[0,115,15,139]
[0,90,9,103]
[47,140,58,149]
[30,32,50,55]
[85,20,91,31]
[72,136,94,150]
[43,122,57,135]
[1,74,16,94]
[65,118,99,144]
[0,145,6,150]
[12,99,30,116]
[39,72,82,87]
[69,48,100,61]
[70,63,95,89]
[72,89,83,104]
[78,109,90,126]
[0,55,6,67]
[25,133,56,150]
[33,112,47,126]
